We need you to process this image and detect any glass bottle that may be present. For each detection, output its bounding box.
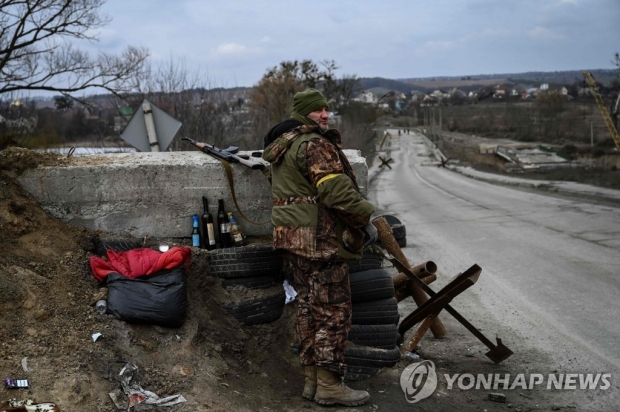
[191,214,200,247]
[217,199,231,248]
[227,212,245,247]
[201,196,216,250]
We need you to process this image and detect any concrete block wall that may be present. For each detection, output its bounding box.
[16,150,369,238]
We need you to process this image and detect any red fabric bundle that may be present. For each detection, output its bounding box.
[90,246,191,282]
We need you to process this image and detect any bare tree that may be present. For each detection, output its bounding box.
[247,59,377,156]
[337,74,363,105]
[247,60,317,135]
[122,58,248,150]
[247,59,364,140]
[0,0,149,97]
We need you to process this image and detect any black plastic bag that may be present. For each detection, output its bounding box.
[105,267,187,328]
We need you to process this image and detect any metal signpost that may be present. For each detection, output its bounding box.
[120,99,182,152]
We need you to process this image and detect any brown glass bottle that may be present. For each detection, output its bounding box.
[201,196,216,250]
[217,198,231,248]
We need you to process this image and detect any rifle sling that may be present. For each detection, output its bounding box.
[217,157,270,225]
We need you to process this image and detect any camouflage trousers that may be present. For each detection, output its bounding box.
[285,252,352,376]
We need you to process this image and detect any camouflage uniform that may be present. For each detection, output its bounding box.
[263,124,374,374]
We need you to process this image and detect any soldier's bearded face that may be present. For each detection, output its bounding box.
[307,107,329,130]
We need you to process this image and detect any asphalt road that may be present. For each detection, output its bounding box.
[367,130,620,409]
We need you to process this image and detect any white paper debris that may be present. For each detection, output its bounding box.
[283,280,297,304]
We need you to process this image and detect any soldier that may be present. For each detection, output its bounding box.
[262,88,377,407]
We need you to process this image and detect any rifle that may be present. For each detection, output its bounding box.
[182,137,271,225]
[182,137,265,170]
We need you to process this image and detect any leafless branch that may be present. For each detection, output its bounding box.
[0,0,149,97]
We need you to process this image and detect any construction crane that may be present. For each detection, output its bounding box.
[582,71,620,151]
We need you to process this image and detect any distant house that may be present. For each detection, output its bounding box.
[431,90,447,100]
[410,91,426,102]
[448,88,466,98]
[355,91,376,104]
[540,83,549,91]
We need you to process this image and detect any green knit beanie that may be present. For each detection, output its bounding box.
[292,88,329,117]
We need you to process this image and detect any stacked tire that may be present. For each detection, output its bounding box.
[209,244,285,325]
[344,250,401,381]
[377,215,407,248]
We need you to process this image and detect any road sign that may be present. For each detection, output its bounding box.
[120,99,182,152]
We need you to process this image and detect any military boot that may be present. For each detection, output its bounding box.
[314,367,370,406]
[301,365,317,400]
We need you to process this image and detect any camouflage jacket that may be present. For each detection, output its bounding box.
[262,124,374,261]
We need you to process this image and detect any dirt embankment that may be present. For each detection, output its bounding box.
[0,148,307,411]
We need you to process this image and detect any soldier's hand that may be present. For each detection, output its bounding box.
[362,221,378,248]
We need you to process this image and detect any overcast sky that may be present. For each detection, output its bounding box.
[89,0,618,88]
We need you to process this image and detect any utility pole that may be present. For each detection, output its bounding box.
[438,106,443,148]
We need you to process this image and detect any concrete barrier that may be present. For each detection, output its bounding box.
[16,150,369,238]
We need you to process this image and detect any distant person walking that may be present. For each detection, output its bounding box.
[262,88,377,407]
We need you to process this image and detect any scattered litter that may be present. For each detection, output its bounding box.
[95,299,107,314]
[109,389,127,410]
[0,399,60,411]
[159,244,170,252]
[4,378,29,389]
[119,363,186,407]
[283,280,297,304]
[488,393,506,403]
[92,333,102,342]
[403,351,420,360]
[21,357,29,373]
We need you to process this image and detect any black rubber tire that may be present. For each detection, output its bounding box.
[348,251,384,274]
[394,312,401,326]
[344,345,401,368]
[221,274,282,290]
[94,238,143,256]
[348,324,399,349]
[350,269,395,303]
[359,251,383,262]
[397,237,407,248]
[348,262,383,274]
[344,365,381,381]
[380,214,402,226]
[210,244,281,261]
[209,259,283,278]
[209,245,283,279]
[391,223,406,239]
[352,297,399,325]
[223,290,285,325]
